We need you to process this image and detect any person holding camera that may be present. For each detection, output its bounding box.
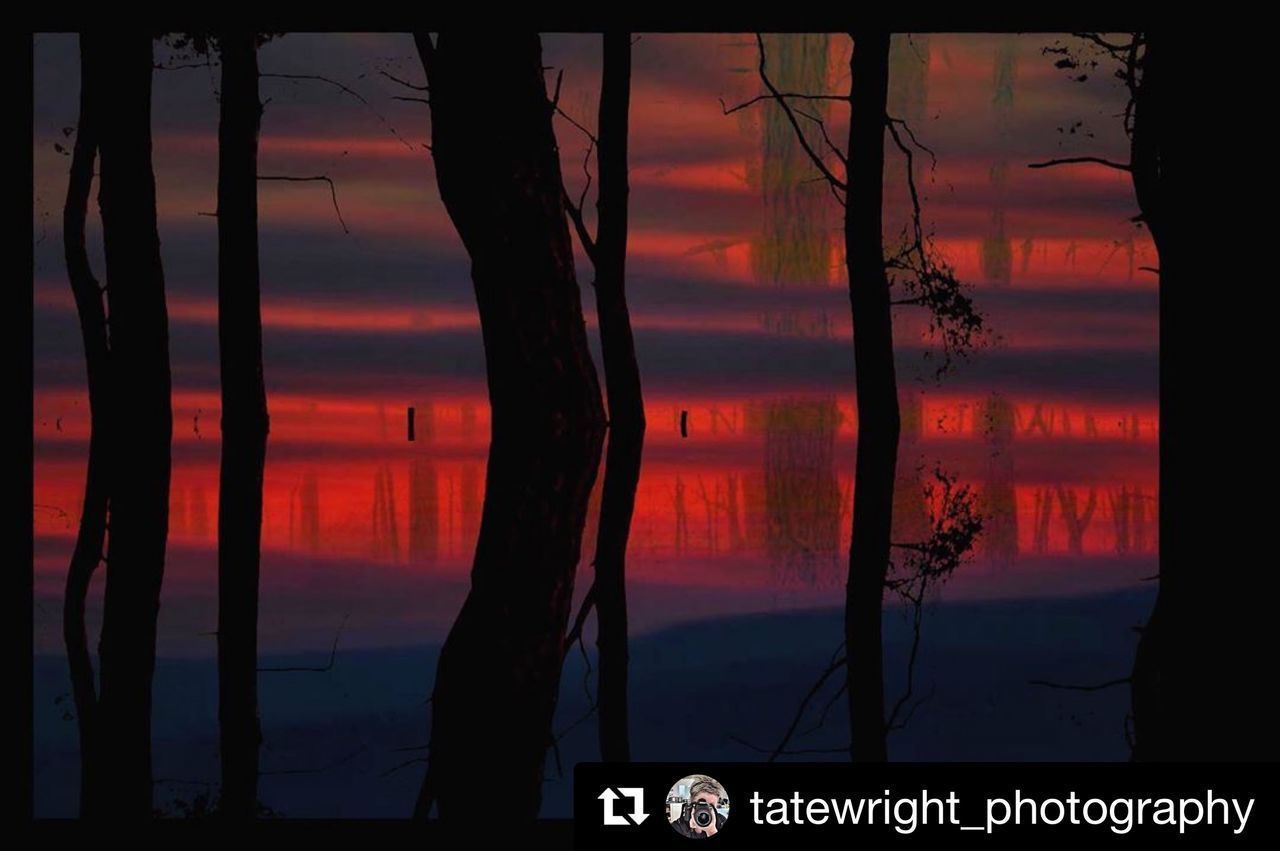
[671,776,727,838]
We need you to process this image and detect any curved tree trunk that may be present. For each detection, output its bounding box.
[591,31,643,764]
[412,32,607,821]
[62,34,109,819]
[92,33,172,818]
[1123,31,1251,761]
[843,30,898,764]
[216,32,268,818]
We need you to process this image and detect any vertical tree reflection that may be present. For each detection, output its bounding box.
[979,393,1019,568]
[981,37,1017,286]
[743,35,844,592]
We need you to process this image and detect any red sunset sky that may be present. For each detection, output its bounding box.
[31,33,1157,656]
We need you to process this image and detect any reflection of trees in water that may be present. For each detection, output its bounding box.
[190,486,210,540]
[748,34,836,337]
[886,35,931,250]
[409,402,439,564]
[1025,482,1156,555]
[409,459,440,564]
[290,471,321,553]
[1031,487,1053,554]
[888,35,930,126]
[981,37,1017,286]
[738,36,844,589]
[725,473,745,552]
[979,393,1018,567]
[749,397,843,589]
[172,488,187,536]
[981,169,1013,286]
[455,401,483,558]
[459,463,482,556]
[372,465,400,561]
[672,474,690,555]
[1109,486,1155,554]
[1056,486,1097,556]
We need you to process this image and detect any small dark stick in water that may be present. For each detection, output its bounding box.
[407,406,416,442]
[680,409,688,438]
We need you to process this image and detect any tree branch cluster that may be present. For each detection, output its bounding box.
[723,34,988,378]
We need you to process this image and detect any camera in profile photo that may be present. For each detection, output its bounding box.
[666,774,729,838]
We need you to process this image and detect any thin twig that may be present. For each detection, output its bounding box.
[1027,156,1131,171]
[1030,677,1131,692]
[720,91,848,115]
[794,108,848,166]
[260,72,415,152]
[720,34,847,194]
[377,69,428,91]
[260,744,367,776]
[563,581,598,658]
[257,175,350,234]
[258,613,349,672]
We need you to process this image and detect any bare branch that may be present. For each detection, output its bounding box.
[885,469,983,734]
[260,745,367,777]
[1030,677,1131,692]
[559,118,599,263]
[888,116,937,169]
[155,61,218,72]
[729,735,849,757]
[258,613,349,672]
[756,643,847,763]
[549,68,565,112]
[257,175,350,234]
[1027,156,1131,171]
[724,34,847,193]
[377,69,428,91]
[884,115,988,376]
[794,108,847,166]
[885,595,925,731]
[886,120,925,256]
[379,756,428,779]
[260,72,415,152]
[554,105,598,145]
[562,581,598,657]
[720,91,849,115]
[1072,32,1138,54]
[565,190,598,266]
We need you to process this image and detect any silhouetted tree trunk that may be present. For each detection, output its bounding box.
[843,30,898,763]
[92,34,172,818]
[216,32,268,818]
[412,32,607,820]
[590,31,642,764]
[63,34,109,819]
[1126,31,1233,761]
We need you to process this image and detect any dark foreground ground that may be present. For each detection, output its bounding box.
[33,587,1150,818]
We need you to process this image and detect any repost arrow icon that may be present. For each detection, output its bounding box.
[618,787,649,824]
[599,787,649,826]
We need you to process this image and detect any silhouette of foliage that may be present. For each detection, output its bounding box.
[724,36,989,378]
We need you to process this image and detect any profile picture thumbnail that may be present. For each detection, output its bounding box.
[666,774,729,838]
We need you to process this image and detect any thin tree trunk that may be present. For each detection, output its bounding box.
[592,30,643,764]
[1126,31,1204,761]
[92,33,172,818]
[1126,30,1169,761]
[843,30,898,764]
[63,34,109,819]
[412,33,607,820]
[1127,32,1265,763]
[216,32,267,818]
